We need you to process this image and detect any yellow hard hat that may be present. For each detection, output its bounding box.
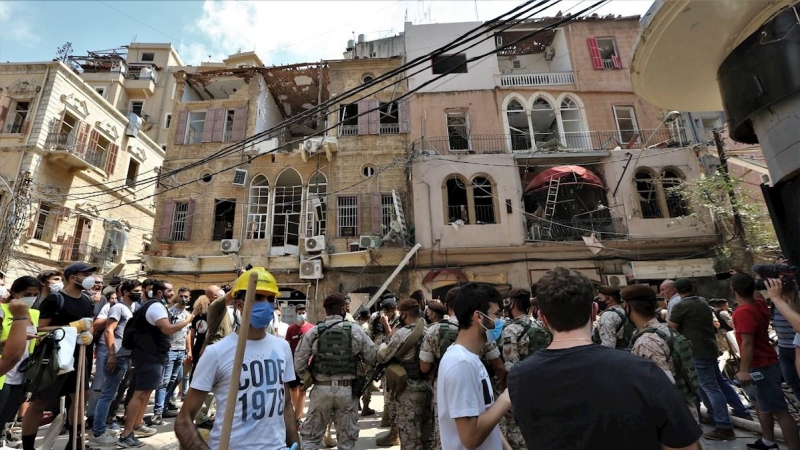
[231,267,280,298]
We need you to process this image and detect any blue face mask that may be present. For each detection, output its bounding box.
[249,301,275,330]
[480,312,504,342]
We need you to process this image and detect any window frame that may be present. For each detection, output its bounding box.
[185,110,207,144]
[141,52,155,62]
[125,158,140,189]
[212,199,237,241]
[33,203,53,241]
[612,105,639,145]
[170,201,190,242]
[130,100,145,117]
[431,53,468,74]
[94,86,106,98]
[446,111,470,152]
[165,113,172,129]
[337,195,359,237]
[442,174,499,225]
[595,37,621,69]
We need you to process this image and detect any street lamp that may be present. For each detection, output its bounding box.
[642,110,681,149]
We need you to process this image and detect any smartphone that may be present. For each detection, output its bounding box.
[751,371,764,381]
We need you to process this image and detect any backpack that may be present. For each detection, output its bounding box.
[312,321,358,375]
[631,327,700,402]
[19,329,64,401]
[123,300,156,350]
[592,307,635,349]
[714,309,733,332]
[515,319,552,360]
[438,321,459,357]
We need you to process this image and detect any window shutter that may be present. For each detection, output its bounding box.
[357,99,370,135]
[231,106,246,141]
[76,122,90,148]
[158,200,176,241]
[21,117,31,135]
[56,207,71,222]
[371,192,382,235]
[355,196,361,235]
[202,108,215,142]
[398,100,410,133]
[56,109,67,134]
[212,108,225,141]
[174,110,189,145]
[587,37,603,70]
[0,105,8,132]
[185,199,196,240]
[611,54,623,69]
[26,204,38,238]
[105,143,119,174]
[88,129,100,153]
[368,100,380,135]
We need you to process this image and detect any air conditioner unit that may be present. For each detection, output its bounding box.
[304,235,325,253]
[299,260,323,280]
[605,274,629,288]
[221,239,240,253]
[232,169,248,186]
[359,235,376,249]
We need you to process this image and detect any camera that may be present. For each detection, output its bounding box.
[752,264,798,291]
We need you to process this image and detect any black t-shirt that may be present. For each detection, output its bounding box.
[191,313,208,356]
[508,344,702,450]
[38,291,94,326]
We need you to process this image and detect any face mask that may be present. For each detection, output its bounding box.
[80,276,96,291]
[296,314,307,322]
[50,281,64,294]
[147,290,154,299]
[129,292,142,302]
[181,298,191,305]
[250,301,276,330]
[0,287,7,298]
[480,313,504,342]
[19,296,37,307]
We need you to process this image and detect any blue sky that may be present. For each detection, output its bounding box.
[0,1,653,66]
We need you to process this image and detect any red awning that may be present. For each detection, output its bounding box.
[524,165,605,194]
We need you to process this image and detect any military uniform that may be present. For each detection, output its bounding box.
[595,304,626,348]
[295,315,376,450]
[357,319,374,411]
[369,311,401,425]
[377,320,431,450]
[418,316,502,449]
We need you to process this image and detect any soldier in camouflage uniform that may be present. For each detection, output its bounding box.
[593,286,630,348]
[418,287,506,449]
[294,293,376,450]
[377,298,431,449]
[500,288,552,450]
[355,307,376,416]
[623,285,700,423]
[369,294,401,428]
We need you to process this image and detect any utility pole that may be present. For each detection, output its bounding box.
[0,171,33,273]
[713,130,754,269]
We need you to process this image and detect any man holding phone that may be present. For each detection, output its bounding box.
[731,273,800,450]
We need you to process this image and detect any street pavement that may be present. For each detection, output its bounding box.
[12,391,786,449]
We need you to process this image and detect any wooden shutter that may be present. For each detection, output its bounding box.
[158,200,176,241]
[202,108,215,142]
[0,105,8,132]
[105,143,119,174]
[21,117,32,135]
[88,130,100,156]
[56,109,67,134]
[26,203,39,238]
[212,108,225,141]
[371,192,382,235]
[357,99,370,135]
[398,100,410,133]
[587,37,603,70]
[184,198,196,240]
[611,54,623,69]
[76,122,90,148]
[231,106,246,141]
[367,100,380,135]
[174,110,189,145]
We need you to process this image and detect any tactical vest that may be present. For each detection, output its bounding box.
[513,318,552,360]
[438,321,459,358]
[313,321,358,376]
[631,327,700,403]
[399,324,423,380]
[592,307,635,349]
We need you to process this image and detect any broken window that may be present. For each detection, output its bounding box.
[7,100,30,134]
[447,112,470,151]
[530,97,560,149]
[613,105,639,146]
[126,159,139,189]
[505,99,530,151]
[247,175,270,240]
[338,104,358,136]
[271,169,303,255]
[588,37,622,70]
[432,54,468,74]
[130,101,144,117]
[662,169,688,218]
[141,53,155,62]
[560,97,588,150]
[212,200,236,241]
[305,172,327,237]
[472,177,496,224]
[337,196,358,237]
[33,203,52,241]
[445,176,470,224]
[381,193,394,231]
[170,201,190,241]
[379,102,399,134]
[100,220,127,263]
[635,170,663,219]
[94,86,106,98]
[185,111,206,144]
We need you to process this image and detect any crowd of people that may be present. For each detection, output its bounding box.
[2,262,800,450]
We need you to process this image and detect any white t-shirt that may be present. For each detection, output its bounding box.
[96,302,112,320]
[191,332,296,450]
[145,301,169,326]
[100,302,135,356]
[437,344,502,450]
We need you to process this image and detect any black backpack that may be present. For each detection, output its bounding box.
[19,329,65,401]
[122,300,155,350]
[592,307,636,349]
[714,309,733,332]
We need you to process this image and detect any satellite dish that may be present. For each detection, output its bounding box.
[126,113,142,138]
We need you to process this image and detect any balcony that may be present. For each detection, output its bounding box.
[526,216,628,242]
[339,125,358,136]
[379,123,399,134]
[45,132,103,171]
[124,77,155,97]
[498,72,575,87]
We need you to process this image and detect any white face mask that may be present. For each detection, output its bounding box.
[147,290,154,299]
[20,296,37,307]
[81,276,96,291]
[296,314,307,323]
[0,287,8,298]
[50,281,64,294]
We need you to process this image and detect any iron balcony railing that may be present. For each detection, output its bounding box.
[45,132,104,168]
[414,128,689,156]
[526,216,628,242]
[379,123,400,134]
[499,72,575,87]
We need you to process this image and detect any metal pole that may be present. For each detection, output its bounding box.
[364,243,422,309]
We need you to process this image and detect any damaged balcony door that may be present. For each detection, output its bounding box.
[270,169,303,256]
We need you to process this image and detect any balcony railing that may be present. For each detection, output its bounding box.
[339,125,358,136]
[45,132,104,167]
[446,205,497,225]
[499,72,575,87]
[526,216,628,242]
[380,123,400,134]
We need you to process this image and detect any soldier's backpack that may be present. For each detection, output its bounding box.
[515,320,552,360]
[631,327,700,403]
[438,321,459,357]
[313,321,357,375]
[592,307,635,349]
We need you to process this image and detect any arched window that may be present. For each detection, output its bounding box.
[635,170,663,218]
[560,97,588,150]
[247,175,270,239]
[530,97,560,150]
[472,176,496,224]
[305,172,327,237]
[445,176,470,224]
[272,169,303,254]
[505,99,530,151]
[661,169,688,217]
